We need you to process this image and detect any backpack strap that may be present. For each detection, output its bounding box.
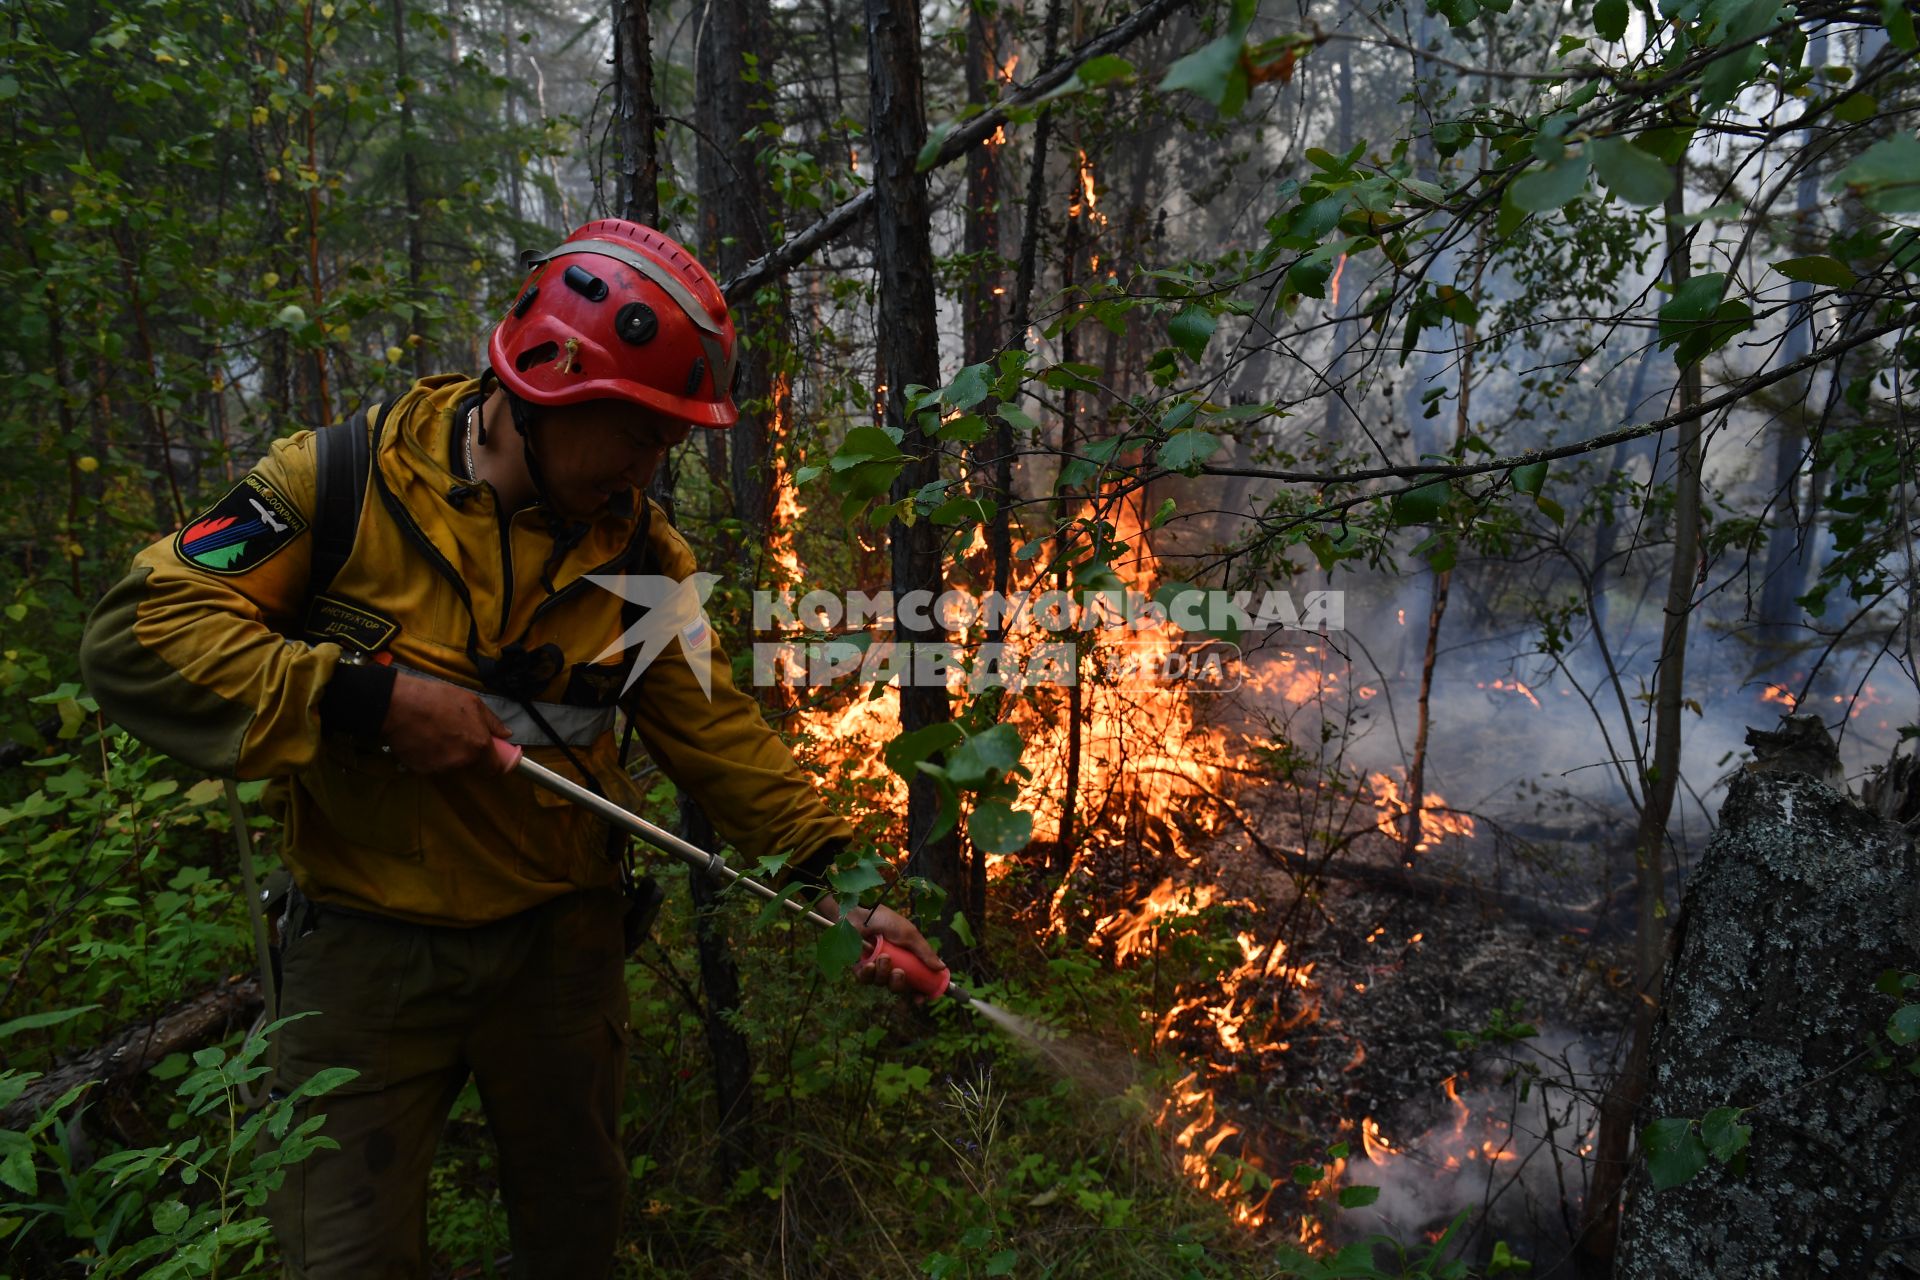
[309,402,380,601]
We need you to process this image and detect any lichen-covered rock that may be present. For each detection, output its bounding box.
[1615,767,1919,1278]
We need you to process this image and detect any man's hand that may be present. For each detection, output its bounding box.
[840,902,947,1000]
[380,672,512,773]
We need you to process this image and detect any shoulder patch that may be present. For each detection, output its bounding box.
[175,474,309,576]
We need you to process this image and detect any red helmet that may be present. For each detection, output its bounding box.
[489,219,738,428]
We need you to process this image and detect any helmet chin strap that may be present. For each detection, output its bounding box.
[505,389,556,514]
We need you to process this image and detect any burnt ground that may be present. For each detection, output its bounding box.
[1012,765,1640,1276]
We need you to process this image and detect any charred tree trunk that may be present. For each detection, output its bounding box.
[612,0,659,225]
[1583,166,1705,1265]
[680,798,753,1178]
[621,3,754,1171]
[1616,722,1919,1277]
[867,0,965,951]
[696,0,785,551]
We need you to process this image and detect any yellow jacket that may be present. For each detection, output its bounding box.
[80,375,850,925]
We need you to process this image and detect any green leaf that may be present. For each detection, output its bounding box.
[829,860,887,897]
[915,121,953,172]
[1831,92,1878,124]
[929,496,995,526]
[1884,0,1917,49]
[1511,460,1548,496]
[1889,1004,1920,1046]
[884,722,964,779]
[1157,429,1223,475]
[1510,153,1591,212]
[1643,1117,1710,1190]
[817,918,864,977]
[832,425,908,467]
[1160,22,1253,117]
[1391,479,1452,525]
[1168,306,1217,361]
[1291,1162,1324,1185]
[0,1004,101,1040]
[1771,255,1857,288]
[1338,1184,1382,1208]
[1594,0,1629,39]
[1657,272,1727,347]
[0,1147,36,1197]
[969,799,1033,854]
[1589,138,1674,207]
[997,404,1038,432]
[1699,1107,1752,1161]
[152,1199,190,1236]
[1075,54,1135,86]
[941,912,975,953]
[944,362,991,410]
[984,1250,1019,1276]
[755,882,807,925]
[946,724,1022,787]
[1834,135,1920,213]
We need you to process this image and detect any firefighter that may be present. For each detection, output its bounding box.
[78,219,942,1279]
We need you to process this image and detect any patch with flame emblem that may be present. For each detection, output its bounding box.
[174,474,308,576]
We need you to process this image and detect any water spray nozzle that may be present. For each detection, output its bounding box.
[862,935,962,1002]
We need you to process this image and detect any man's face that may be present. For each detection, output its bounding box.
[533,399,694,519]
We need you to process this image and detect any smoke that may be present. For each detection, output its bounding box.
[1337,1029,1602,1265]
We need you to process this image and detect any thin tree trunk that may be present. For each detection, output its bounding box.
[613,0,658,225]
[960,0,1003,942]
[680,798,752,1178]
[988,0,1064,647]
[392,0,427,381]
[1581,161,1703,1267]
[299,0,331,426]
[1403,139,1486,860]
[1757,29,1828,640]
[867,0,964,951]
[1052,212,1082,878]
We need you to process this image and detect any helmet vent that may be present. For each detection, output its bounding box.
[563,264,608,302]
[514,341,559,373]
[684,357,706,396]
[615,302,658,346]
[512,286,539,318]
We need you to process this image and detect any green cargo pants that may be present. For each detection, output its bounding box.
[266,887,630,1279]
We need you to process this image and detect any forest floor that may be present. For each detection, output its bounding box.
[1001,688,1643,1275]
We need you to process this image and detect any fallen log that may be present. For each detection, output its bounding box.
[1615,729,1920,1277]
[2,977,263,1128]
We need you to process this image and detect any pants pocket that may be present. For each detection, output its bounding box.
[272,909,418,1096]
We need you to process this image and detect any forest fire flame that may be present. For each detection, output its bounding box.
[1070,149,1106,225]
[1476,677,1541,709]
[758,450,1487,1245]
[1368,774,1475,852]
[764,374,804,587]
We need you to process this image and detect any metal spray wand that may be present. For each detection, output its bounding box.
[492,739,972,1004]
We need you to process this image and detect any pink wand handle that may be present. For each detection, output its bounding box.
[862,935,952,1000]
[492,737,524,772]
